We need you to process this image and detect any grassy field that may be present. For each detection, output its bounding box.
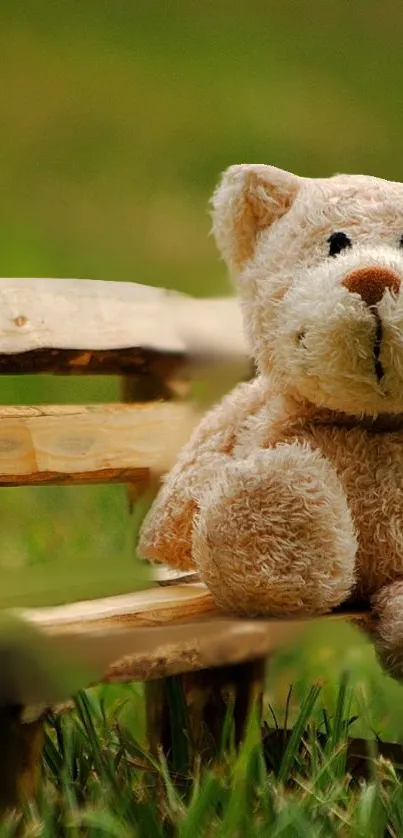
[4,680,403,837]
[1,1,403,831]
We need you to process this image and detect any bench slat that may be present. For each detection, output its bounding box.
[0,278,247,374]
[18,584,215,632]
[0,403,198,484]
[10,583,373,702]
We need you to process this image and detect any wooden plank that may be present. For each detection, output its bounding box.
[153,566,200,586]
[57,606,375,686]
[0,278,248,374]
[16,600,303,697]
[19,584,216,632]
[0,347,185,378]
[6,583,374,705]
[0,402,199,484]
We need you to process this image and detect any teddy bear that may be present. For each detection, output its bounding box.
[138,162,403,678]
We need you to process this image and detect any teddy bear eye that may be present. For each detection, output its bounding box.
[327,232,352,257]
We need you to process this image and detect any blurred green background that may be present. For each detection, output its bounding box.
[1,0,403,729]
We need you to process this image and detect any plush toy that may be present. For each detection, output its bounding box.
[138,163,403,677]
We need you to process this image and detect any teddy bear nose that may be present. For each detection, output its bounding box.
[342,266,401,307]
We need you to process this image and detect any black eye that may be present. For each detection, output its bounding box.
[399,234,403,249]
[328,232,352,257]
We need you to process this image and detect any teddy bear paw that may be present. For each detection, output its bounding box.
[192,444,357,617]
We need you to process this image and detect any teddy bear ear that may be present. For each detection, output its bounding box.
[211,164,301,272]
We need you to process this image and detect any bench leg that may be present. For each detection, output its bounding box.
[0,707,44,812]
[146,657,266,769]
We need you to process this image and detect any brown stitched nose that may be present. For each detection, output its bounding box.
[342,266,401,307]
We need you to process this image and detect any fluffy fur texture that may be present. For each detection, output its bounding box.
[139,163,403,679]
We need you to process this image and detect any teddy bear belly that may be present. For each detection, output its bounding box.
[304,426,403,596]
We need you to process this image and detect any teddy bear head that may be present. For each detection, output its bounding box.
[212,164,403,417]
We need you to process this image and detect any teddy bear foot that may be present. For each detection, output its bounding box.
[192,444,357,617]
[372,581,403,680]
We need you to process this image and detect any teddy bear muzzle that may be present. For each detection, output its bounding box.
[342,266,401,308]
[342,266,401,383]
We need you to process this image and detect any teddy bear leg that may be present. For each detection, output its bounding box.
[193,444,357,617]
[372,581,403,679]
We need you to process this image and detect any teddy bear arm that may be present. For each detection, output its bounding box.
[137,377,266,570]
[193,442,357,615]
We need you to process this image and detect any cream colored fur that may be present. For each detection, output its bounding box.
[138,163,403,679]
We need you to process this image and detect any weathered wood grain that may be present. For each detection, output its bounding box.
[0,278,247,374]
[19,584,216,633]
[0,402,199,484]
[56,606,375,686]
[9,583,374,703]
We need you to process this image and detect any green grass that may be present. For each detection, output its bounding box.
[5,671,403,838]
[3,621,403,834]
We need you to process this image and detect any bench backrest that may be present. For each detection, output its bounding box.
[0,277,257,705]
[0,277,248,486]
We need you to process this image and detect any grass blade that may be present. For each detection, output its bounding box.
[277,684,321,784]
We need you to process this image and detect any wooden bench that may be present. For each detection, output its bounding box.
[0,276,372,809]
